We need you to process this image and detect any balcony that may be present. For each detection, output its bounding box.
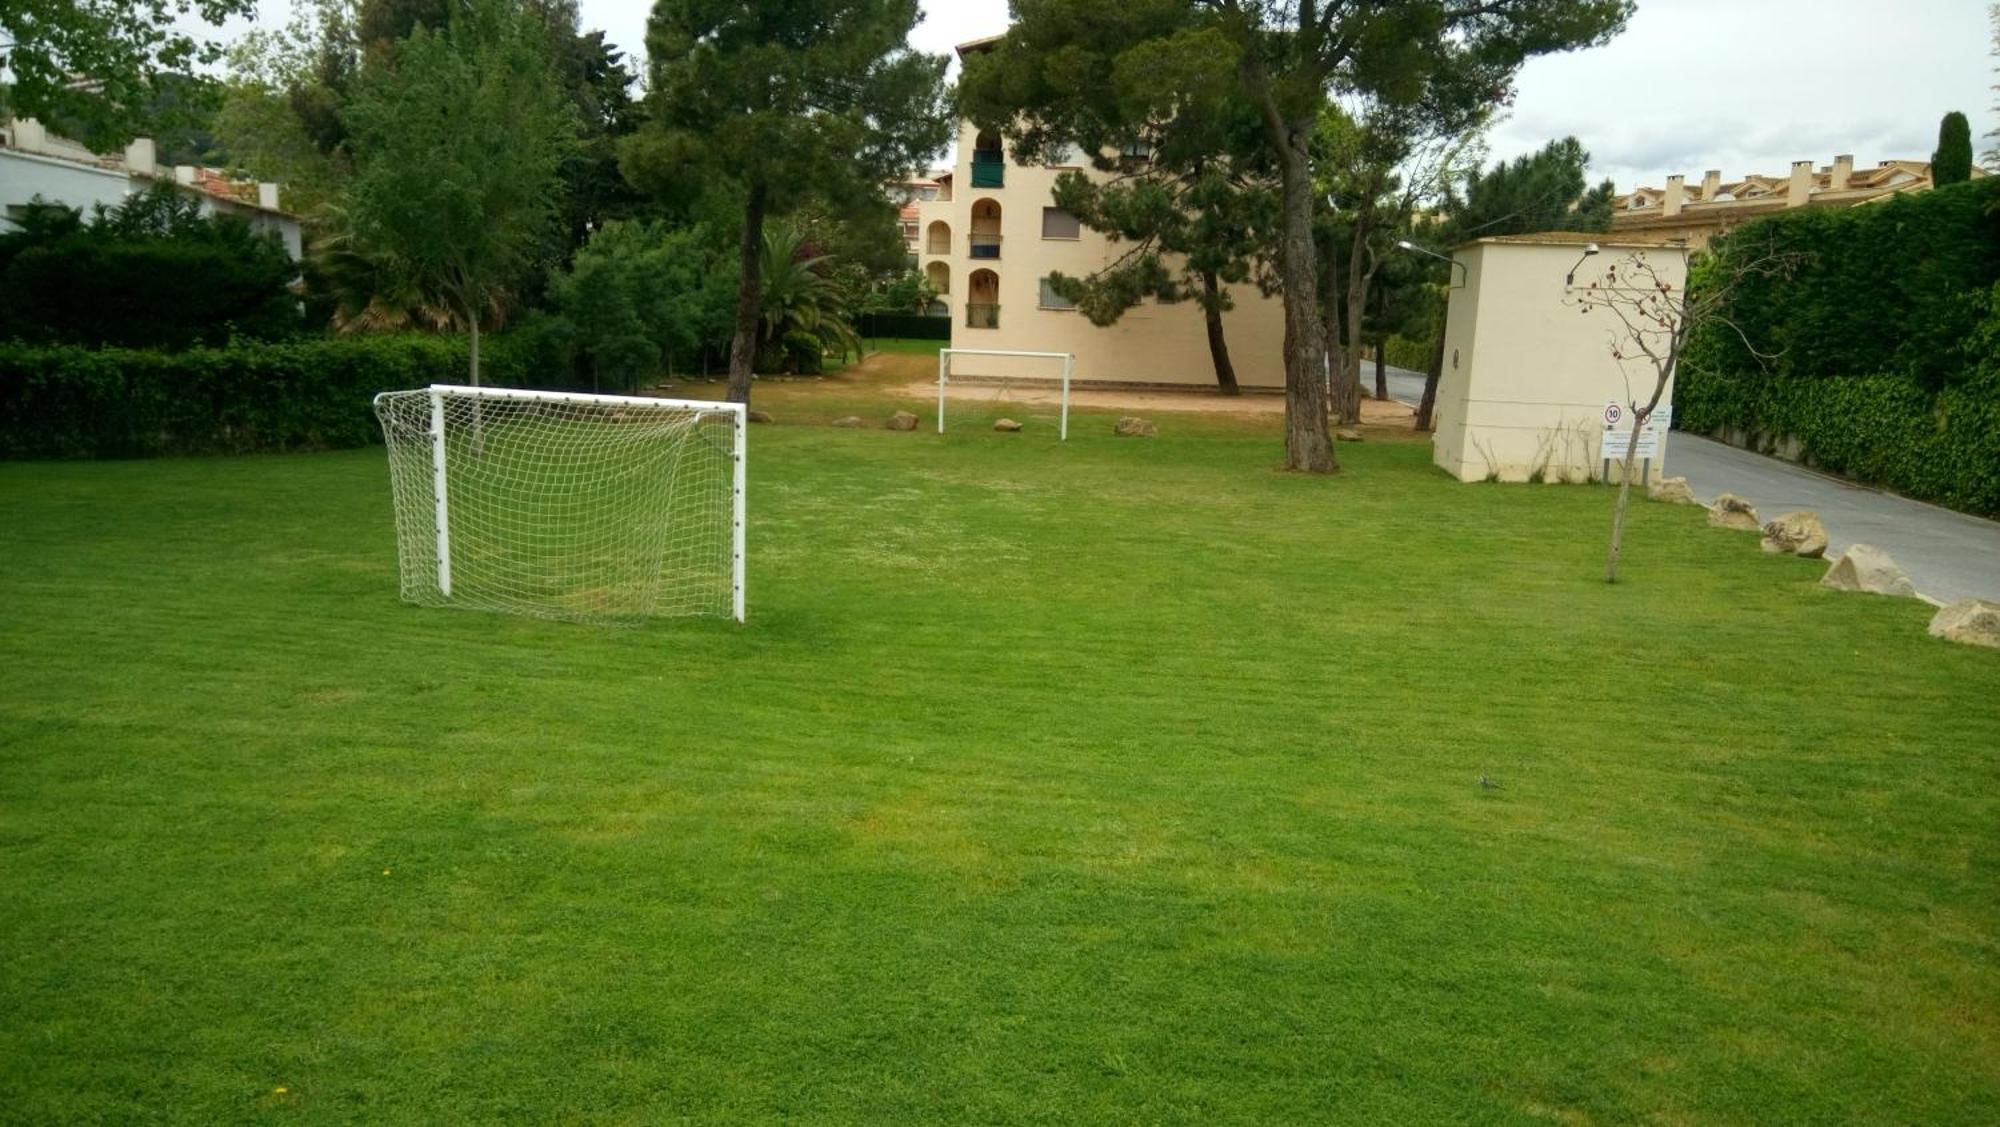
[970,154,1005,189]
[968,233,1002,259]
[965,303,1000,329]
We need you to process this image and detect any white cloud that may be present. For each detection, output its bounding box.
[222,0,1995,190]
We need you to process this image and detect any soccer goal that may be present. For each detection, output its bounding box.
[372,385,745,625]
[936,349,1075,440]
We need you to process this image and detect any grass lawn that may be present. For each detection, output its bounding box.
[3,364,1997,1122]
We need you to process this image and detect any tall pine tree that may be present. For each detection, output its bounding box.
[622,0,950,406]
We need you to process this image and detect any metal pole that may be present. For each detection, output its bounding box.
[937,350,948,434]
[732,407,747,624]
[428,388,453,598]
[1060,354,1072,441]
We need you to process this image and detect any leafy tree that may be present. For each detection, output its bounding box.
[757,224,863,374]
[0,0,253,146]
[1932,111,1973,187]
[1443,137,1613,241]
[860,271,940,316]
[961,0,1631,473]
[1566,243,1804,581]
[342,0,577,383]
[211,5,358,215]
[0,185,299,348]
[1315,100,1486,425]
[622,0,951,406]
[548,220,738,390]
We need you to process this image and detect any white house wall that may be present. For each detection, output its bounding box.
[0,149,133,231]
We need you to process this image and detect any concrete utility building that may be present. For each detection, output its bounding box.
[1431,233,1690,484]
[914,37,1286,389]
[0,117,302,260]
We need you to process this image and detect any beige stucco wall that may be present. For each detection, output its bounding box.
[915,121,1287,389]
[1432,240,1690,483]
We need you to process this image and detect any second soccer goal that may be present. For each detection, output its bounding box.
[373,385,746,625]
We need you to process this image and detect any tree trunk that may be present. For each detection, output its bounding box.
[1269,109,1336,473]
[726,180,768,405]
[1338,234,1369,426]
[1415,330,1446,431]
[1374,343,1387,403]
[1320,239,1342,403]
[1604,408,1646,583]
[1199,269,1240,396]
[468,310,481,387]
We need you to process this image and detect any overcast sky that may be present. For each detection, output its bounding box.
[217,0,1995,190]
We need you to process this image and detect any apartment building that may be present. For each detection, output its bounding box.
[1610,155,1977,246]
[913,40,1286,389]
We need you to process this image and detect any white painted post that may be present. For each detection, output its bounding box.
[731,407,747,624]
[428,387,453,597]
[1060,354,1072,442]
[937,350,948,434]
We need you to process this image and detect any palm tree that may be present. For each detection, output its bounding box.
[309,204,501,335]
[757,224,861,373]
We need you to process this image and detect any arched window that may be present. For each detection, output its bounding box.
[966,269,1000,328]
[969,199,1002,259]
[925,220,951,256]
[971,131,1005,188]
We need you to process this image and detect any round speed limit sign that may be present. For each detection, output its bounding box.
[1603,402,1623,427]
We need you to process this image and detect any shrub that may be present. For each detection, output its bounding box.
[856,313,951,340]
[0,187,302,349]
[547,221,738,390]
[0,335,532,459]
[1679,282,2000,517]
[1382,334,1433,371]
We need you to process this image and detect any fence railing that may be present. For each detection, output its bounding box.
[968,233,1002,259]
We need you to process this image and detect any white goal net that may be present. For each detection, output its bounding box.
[937,349,1074,440]
[373,385,745,625]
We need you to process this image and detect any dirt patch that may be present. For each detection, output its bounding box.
[901,374,1416,425]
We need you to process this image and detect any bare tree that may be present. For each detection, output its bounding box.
[1565,245,1802,582]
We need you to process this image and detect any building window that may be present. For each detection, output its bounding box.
[1043,143,1088,168]
[1038,278,1077,310]
[1041,207,1080,240]
[1119,138,1152,162]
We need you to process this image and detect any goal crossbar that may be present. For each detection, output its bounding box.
[372,384,747,625]
[936,349,1074,441]
[378,384,749,417]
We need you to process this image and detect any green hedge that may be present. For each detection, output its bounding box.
[1382,335,1434,371]
[0,336,527,459]
[1686,179,2000,389]
[857,312,951,340]
[1678,357,2000,517]
[1679,279,2000,516]
[1676,179,2000,516]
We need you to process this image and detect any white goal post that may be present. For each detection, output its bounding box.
[936,349,1075,441]
[372,384,746,625]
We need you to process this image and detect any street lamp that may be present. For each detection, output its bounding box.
[1393,239,1466,288]
[1564,242,1601,286]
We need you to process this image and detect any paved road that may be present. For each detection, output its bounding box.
[1375,365,2000,604]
